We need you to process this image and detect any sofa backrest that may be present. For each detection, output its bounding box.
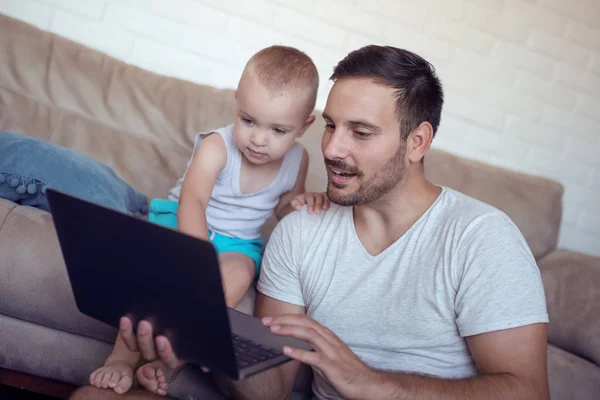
[424,149,563,259]
[0,14,562,258]
[297,121,563,259]
[0,14,231,201]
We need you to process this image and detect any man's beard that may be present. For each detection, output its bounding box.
[326,142,406,206]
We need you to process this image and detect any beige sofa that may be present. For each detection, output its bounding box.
[1,14,599,400]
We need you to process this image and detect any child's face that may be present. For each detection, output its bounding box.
[233,75,314,166]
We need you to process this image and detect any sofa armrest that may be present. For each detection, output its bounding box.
[538,249,600,367]
[0,199,117,342]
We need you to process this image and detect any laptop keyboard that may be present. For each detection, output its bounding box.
[232,334,283,368]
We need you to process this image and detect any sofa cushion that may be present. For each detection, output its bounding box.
[423,149,563,259]
[547,344,600,400]
[297,121,563,260]
[0,198,118,343]
[539,249,600,367]
[0,195,259,338]
[0,14,236,200]
[0,313,113,387]
[0,132,147,215]
[0,14,564,256]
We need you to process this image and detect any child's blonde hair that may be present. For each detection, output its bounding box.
[241,45,319,112]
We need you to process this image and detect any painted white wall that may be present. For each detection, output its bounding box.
[2,0,599,256]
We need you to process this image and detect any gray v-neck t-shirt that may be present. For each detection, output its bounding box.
[258,186,548,400]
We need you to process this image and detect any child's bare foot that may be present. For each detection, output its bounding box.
[89,360,133,394]
[136,360,178,396]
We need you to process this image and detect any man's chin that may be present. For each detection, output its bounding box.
[327,187,358,207]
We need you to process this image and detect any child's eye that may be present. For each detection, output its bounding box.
[273,128,286,135]
[241,117,253,125]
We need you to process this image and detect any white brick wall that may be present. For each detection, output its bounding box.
[1,0,599,256]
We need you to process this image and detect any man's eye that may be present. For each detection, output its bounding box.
[354,131,371,139]
[324,124,335,132]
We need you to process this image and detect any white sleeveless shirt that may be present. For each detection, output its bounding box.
[168,124,304,240]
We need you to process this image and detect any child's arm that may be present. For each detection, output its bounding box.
[274,148,309,220]
[178,133,227,240]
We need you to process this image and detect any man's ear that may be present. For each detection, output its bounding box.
[299,115,316,137]
[407,122,434,163]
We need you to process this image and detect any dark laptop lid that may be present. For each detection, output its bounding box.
[47,189,239,378]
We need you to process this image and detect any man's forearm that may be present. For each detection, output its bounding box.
[364,370,545,400]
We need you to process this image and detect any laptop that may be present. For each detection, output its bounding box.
[46,188,311,380]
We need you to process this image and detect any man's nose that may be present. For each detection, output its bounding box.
[322,129,349,160]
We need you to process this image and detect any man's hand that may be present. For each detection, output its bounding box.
[290,192,330,214]
[263,314,375,400]
[119,317,185,371]
[264,315,549,400]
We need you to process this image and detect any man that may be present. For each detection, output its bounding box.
[72,45,549,400]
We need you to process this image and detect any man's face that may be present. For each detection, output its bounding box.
[321,77,406,206]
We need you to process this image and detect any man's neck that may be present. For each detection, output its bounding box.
[352,172,442,256]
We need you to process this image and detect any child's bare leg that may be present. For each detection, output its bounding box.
[218,252,255,308]
[137,252,254,396]
[90,318,140,394]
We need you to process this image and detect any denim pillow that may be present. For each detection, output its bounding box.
[0,132,148,215]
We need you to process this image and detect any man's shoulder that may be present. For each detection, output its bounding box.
[435,187,517,234]
[277,203,347,232]
[435,187,529,256]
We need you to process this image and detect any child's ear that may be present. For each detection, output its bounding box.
[234,90,238,100]
[299,115,316,137]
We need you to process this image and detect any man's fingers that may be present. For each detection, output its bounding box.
[283,346,324,368]
[270,325,336,358]
[137,320,157,361]
[265,314,338,344]
[155,335,184,369]
[119,317,138,352]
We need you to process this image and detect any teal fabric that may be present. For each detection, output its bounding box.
[0,132,148,215]
[147,198,179,228]
[148,198,264,278]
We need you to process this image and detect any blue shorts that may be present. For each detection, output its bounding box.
[147,198,264,279]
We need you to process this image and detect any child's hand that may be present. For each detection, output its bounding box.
[291,192,330,214]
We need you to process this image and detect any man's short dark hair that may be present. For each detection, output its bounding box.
[331,45,444,139]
